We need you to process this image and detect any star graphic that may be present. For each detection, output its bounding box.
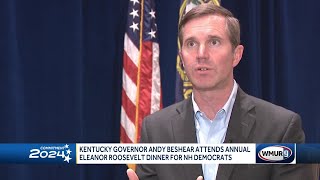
[130,0,139,6]
[130,22,139,32]
[149,9,156,18]
[66,149,72,155]
[64,155,72,163]
[64,144,69,149]
[148,29,156,38]
[130,9,139,19]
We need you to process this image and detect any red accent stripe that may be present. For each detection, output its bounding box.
[121,88,136,124]
[120,125,133,143]
[136,41,153,142]
[160,87,163,109]
[123,52,138,84]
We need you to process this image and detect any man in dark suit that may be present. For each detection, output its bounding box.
[127,3,316,180]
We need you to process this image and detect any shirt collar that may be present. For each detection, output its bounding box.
[192,80,238,118]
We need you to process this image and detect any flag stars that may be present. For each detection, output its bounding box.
[130,9,139,19]
[130,0,140,6]
[148,29,156,39]
[149,9,156,18]
[130,22,139,32]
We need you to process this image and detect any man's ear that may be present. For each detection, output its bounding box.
[179,51,185,67]
[232,45,244,67]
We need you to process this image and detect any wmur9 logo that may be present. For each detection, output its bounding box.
[29,144,73,163]
[256,144,295,164]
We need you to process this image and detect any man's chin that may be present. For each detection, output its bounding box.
[192,84,217,91]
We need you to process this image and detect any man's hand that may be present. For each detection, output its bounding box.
[127,169,139,180]
[126,168,203,180]
[196,176,203,180]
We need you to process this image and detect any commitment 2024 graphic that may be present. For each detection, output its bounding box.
[0,144,76,163]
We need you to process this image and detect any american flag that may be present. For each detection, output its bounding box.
[121,0,162,147]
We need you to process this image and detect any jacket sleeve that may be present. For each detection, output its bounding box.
[136,116,159,180]
[271,113,318,180]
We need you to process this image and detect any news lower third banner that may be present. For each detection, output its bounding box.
[0,143,319,164]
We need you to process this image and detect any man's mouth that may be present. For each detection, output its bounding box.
[197,67,209,71]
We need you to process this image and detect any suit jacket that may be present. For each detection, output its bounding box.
[136,88,316,180]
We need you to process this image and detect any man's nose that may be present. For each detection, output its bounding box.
[196,44,209,62]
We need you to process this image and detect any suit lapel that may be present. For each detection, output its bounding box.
[172,98,197,143]
[171,98,203,179]
[217,88,256,180]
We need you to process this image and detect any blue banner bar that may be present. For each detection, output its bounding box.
[0,143,319,164]
[296,144,320,163]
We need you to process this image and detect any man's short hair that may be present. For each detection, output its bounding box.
[178,3,240,50]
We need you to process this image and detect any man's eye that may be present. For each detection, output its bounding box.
[186,41,197,48]
[209,39,220,46]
